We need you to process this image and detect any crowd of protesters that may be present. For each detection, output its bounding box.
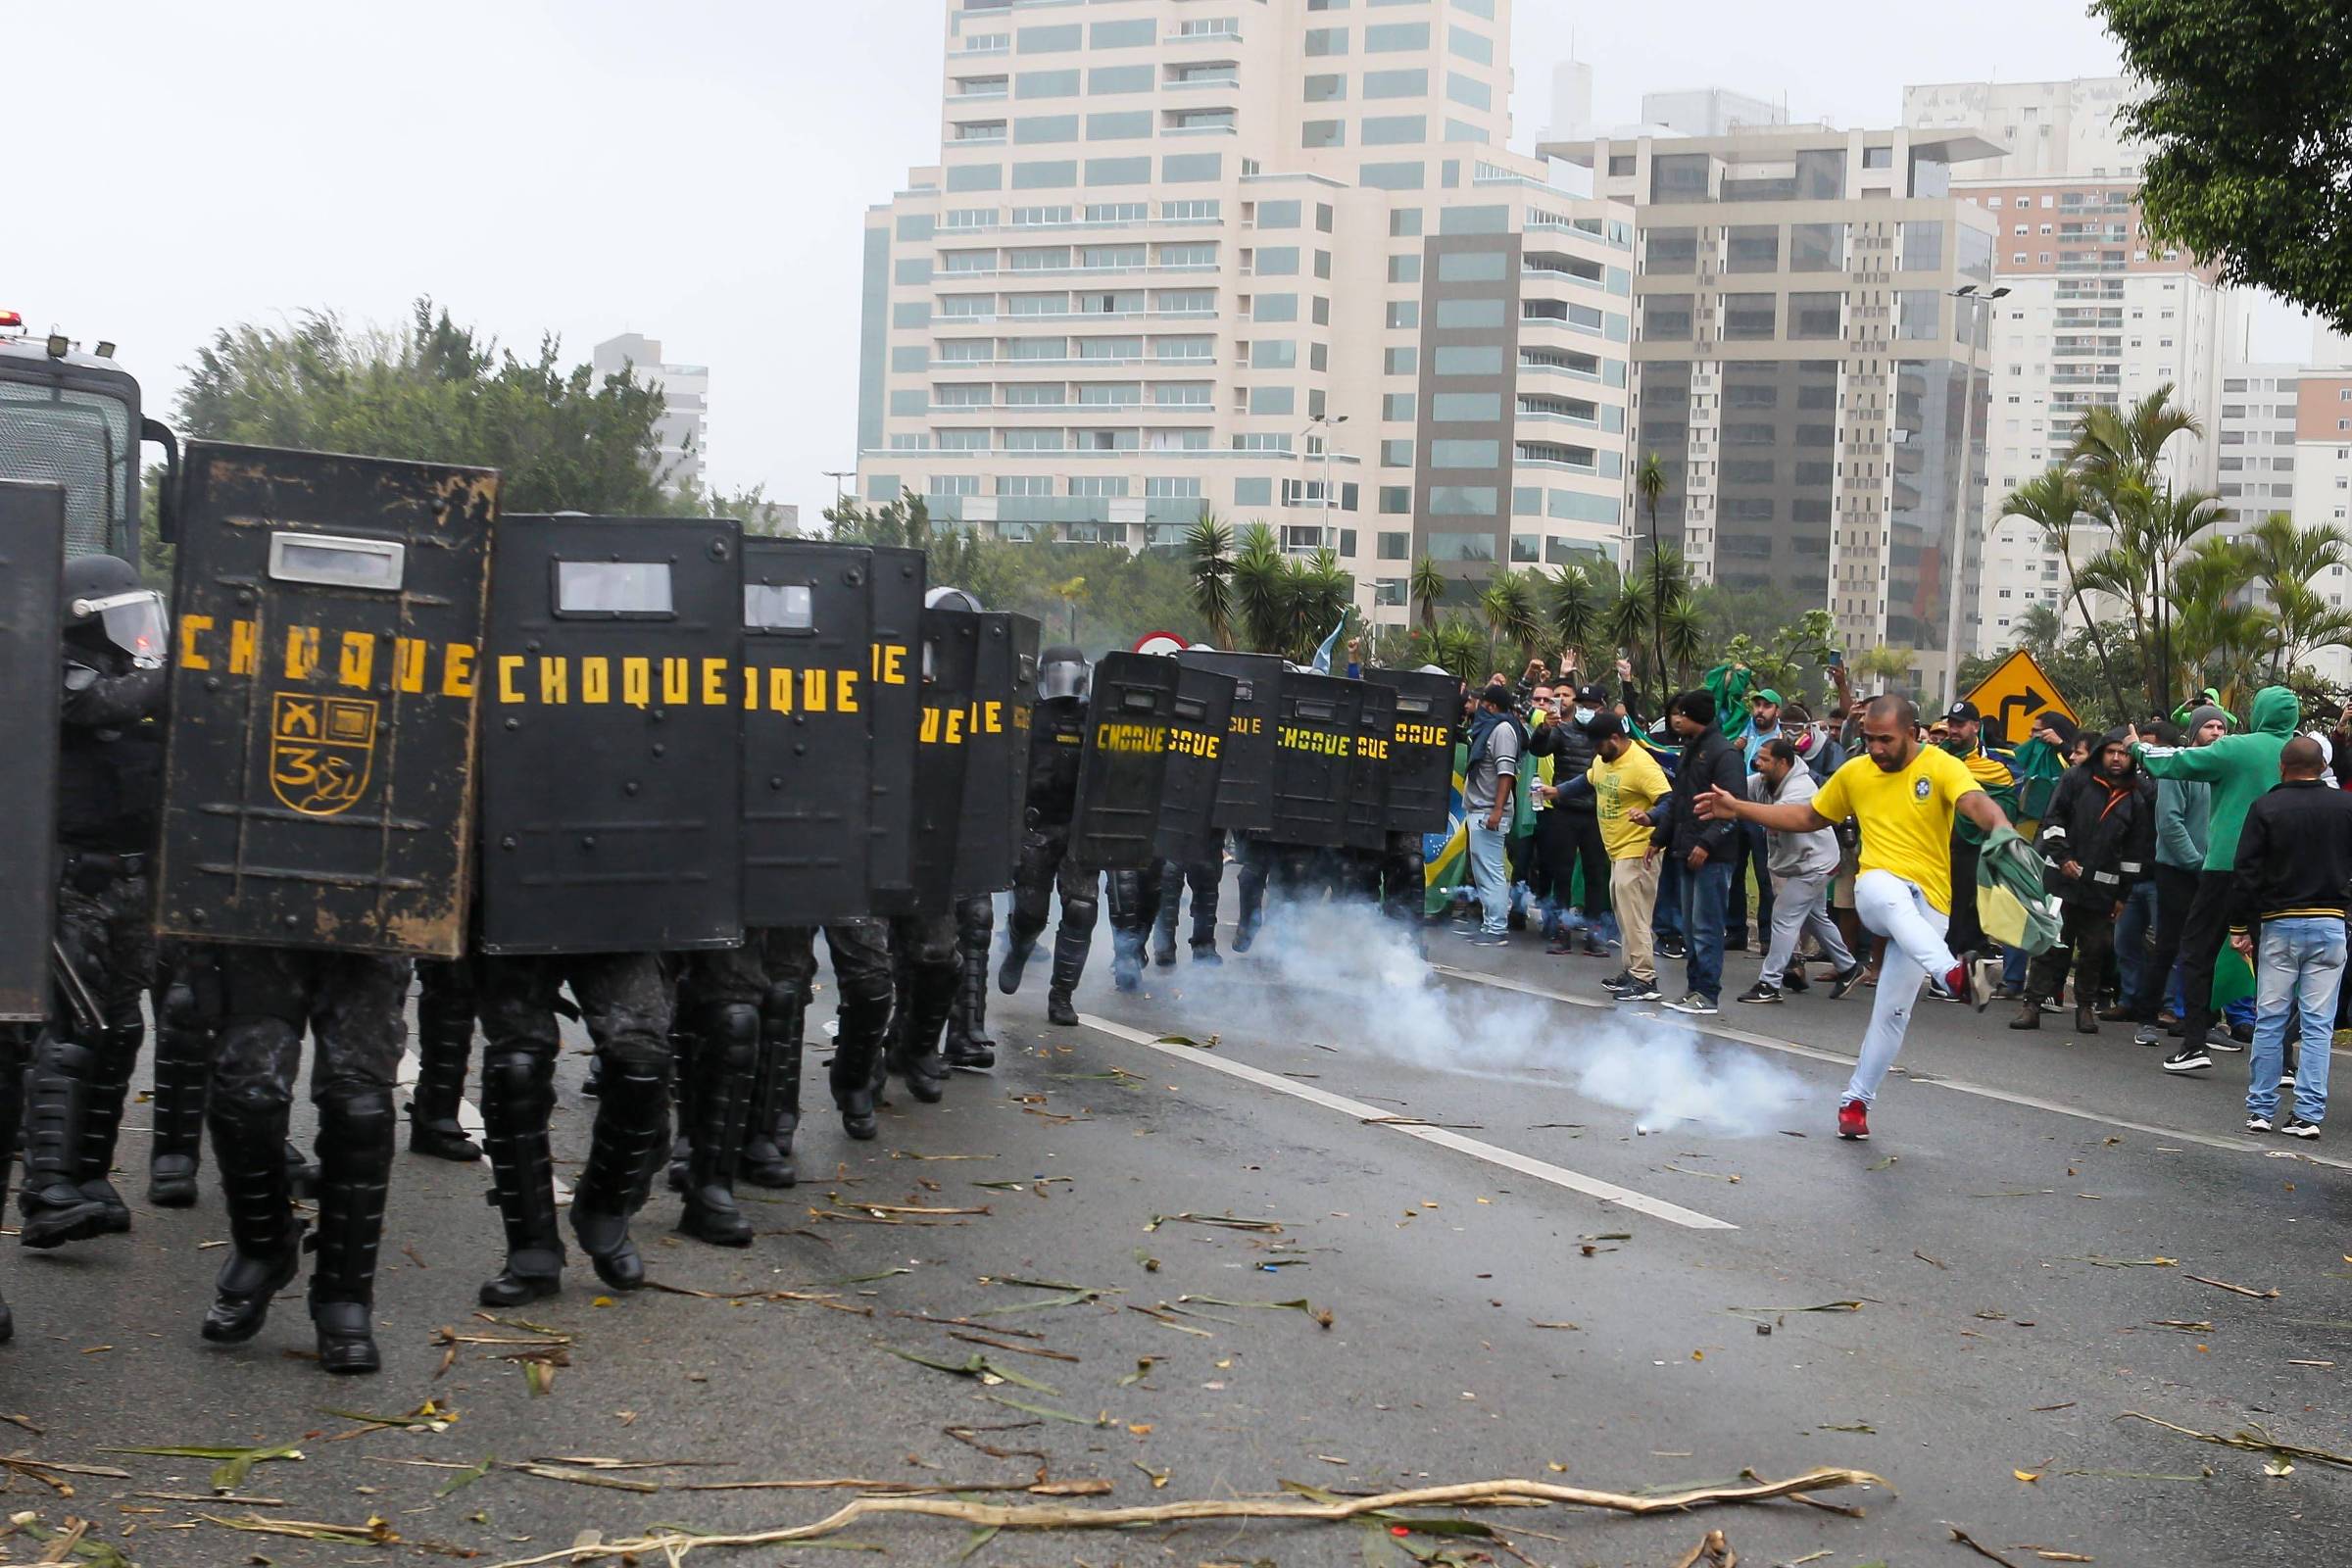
[1446,655,2346,1144]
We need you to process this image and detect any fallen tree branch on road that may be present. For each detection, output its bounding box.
[482,1467,1888,1567]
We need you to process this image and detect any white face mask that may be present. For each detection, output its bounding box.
[1573,706,1595,725]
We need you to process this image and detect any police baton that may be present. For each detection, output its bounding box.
[50,941,105,1038]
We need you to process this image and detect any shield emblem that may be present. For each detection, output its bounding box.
[268,692,379,815]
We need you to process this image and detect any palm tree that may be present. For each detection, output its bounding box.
[2013,601,2065,661]
[2243,512,2352,681]
[1409,553,1447,636]
[1430,621,1486,685]
[1853,644,1918,690]
[1659,592,1708,687]
[1999,467,2130,716]
[2067,386,2205,711]
[1604,581,1652,691]
[1182,510,1235,647]
[1477,569,1542,668]
[2169,537,2269,705]
[1634,452,1673,713]
[1544,562,1608,669]
[1286,547,1354,662]
[1231,522,1289,654]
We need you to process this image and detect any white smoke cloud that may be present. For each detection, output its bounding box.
[1153,890,1808,1139]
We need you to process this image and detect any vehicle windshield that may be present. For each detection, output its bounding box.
[0,379,133,558]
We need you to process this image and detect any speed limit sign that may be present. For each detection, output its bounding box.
[1132,630,1188,657]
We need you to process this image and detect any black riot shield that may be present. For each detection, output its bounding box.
[154,443,497,958]
[475,514,743,956]
[1365,667,1459,835]
[952,612,1038,896]
[1343,681,1396,853]
[0,482,64,1018]
[1268,670,1355,850]
[1068,652,1179,872]
[907,607,980,907]
[864,546,924,914]
[1154,662,1234,866]
[1177,649,1281,834]
[740,538,874,927]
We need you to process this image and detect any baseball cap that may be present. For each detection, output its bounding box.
[1752,687,1783,706]
[1945,699,1981,723]
[1574,683,1607,706]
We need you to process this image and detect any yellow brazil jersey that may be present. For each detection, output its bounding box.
[1590,745,1671,860]
[1810,744,1980,914]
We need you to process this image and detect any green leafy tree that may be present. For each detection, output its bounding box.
[1633,452,1674,711]
[1544,560,1613,672]
[175,299,687,515]
[2096,0,2352,332]
[1997,466,2132,716]
[1477,568,1542,667]
[2242,512,2352,681]
[1231,522,1291,654]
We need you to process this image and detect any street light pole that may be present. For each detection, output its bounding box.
[1306,412,1348,552]
[822,469,855,524]
[1941,283,2008,706]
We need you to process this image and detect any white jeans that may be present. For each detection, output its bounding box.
[1842,869,1959,1107]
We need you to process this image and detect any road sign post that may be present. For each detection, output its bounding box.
[1964,649,2079,748]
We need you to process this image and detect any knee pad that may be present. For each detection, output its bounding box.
[701,1002,760,1069]
[212,1074,293,1131]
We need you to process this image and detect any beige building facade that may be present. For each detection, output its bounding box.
[853,0,1635,626]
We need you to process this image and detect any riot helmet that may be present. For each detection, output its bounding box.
[1037,644,1090,703]
[925,585,985,613]
[63,554,166,671]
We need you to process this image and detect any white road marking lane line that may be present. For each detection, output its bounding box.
[1430,964,2352,1174]
[1076,1012,1738,1231]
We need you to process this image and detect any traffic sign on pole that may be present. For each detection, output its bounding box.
[1964,649,2078,747]
[1132,630,1188,657]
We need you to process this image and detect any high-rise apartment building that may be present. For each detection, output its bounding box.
[1639,87,1787,139]
[1541,123,1999,696]
[852,0,1637,625]
[1902,76,2144,180]
[2218,362,2302,529]
[1961,175,2232,654]
[593,333,710,495]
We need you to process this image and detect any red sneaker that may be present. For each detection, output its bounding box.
[1837,1100,1871,1141]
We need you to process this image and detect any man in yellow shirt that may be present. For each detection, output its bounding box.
[1583,715,1672,1003]
[1696,694,2007,1141]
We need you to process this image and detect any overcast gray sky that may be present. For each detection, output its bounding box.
[10,1,2316,523]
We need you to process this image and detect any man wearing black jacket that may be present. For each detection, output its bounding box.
[1641,691,1745,1014]
[2229,736,2349,1139]
[1529,683,1611,956]
[2014,727,2153,1036]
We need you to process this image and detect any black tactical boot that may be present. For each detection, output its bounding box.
[478,1048,564,1306]
[568,1058,666,1291]
[1046,920,1089,1026]
[406,1006,481,1163]
[146,1011,212,1207]
[830,1014,882,1142]
[202,1085,306,1346]
[997,929,1039,995]
[308,1088,393,1375]
[740,986,802,1188]
[678,1005,756,1248]
[1110,929,1146,993]
[945,899,998,1070]
[74,1022,140,1233]
[886,969,952,1106]
[18,1035,109,1249]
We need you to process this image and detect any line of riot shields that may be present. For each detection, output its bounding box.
[0,440,1459,1370]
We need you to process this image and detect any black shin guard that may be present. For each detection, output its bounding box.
[569,1059,667,1291]
[677,1004,755,1247]
[478,1048,564,1306]
[309,1088,394,1374]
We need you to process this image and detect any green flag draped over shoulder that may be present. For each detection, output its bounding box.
[2010,736,2065,825]
[1975,824,2060,956]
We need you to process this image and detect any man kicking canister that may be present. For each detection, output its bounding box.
[1694,694,2004,1141]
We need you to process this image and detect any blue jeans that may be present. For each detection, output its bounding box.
[1467,819,1510,936]
[1677,857,1733,1002]
[2114,881,2157,1011]
[1654,858,1685,941]
[2248,916,2340,1124]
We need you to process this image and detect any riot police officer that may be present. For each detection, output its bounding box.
[20,556,167,1250]
[1105,861,1164,993]
[1151,856,1223,969]
[773,923,896,1140]
[998,646,1099,1027]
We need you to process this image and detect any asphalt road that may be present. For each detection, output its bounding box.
[2,902,2346,1568]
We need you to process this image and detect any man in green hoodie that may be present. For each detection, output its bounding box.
[2134,686,2301,1072]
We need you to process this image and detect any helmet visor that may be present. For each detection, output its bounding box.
[76,589,169,668]
[1037,659,1089,703]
